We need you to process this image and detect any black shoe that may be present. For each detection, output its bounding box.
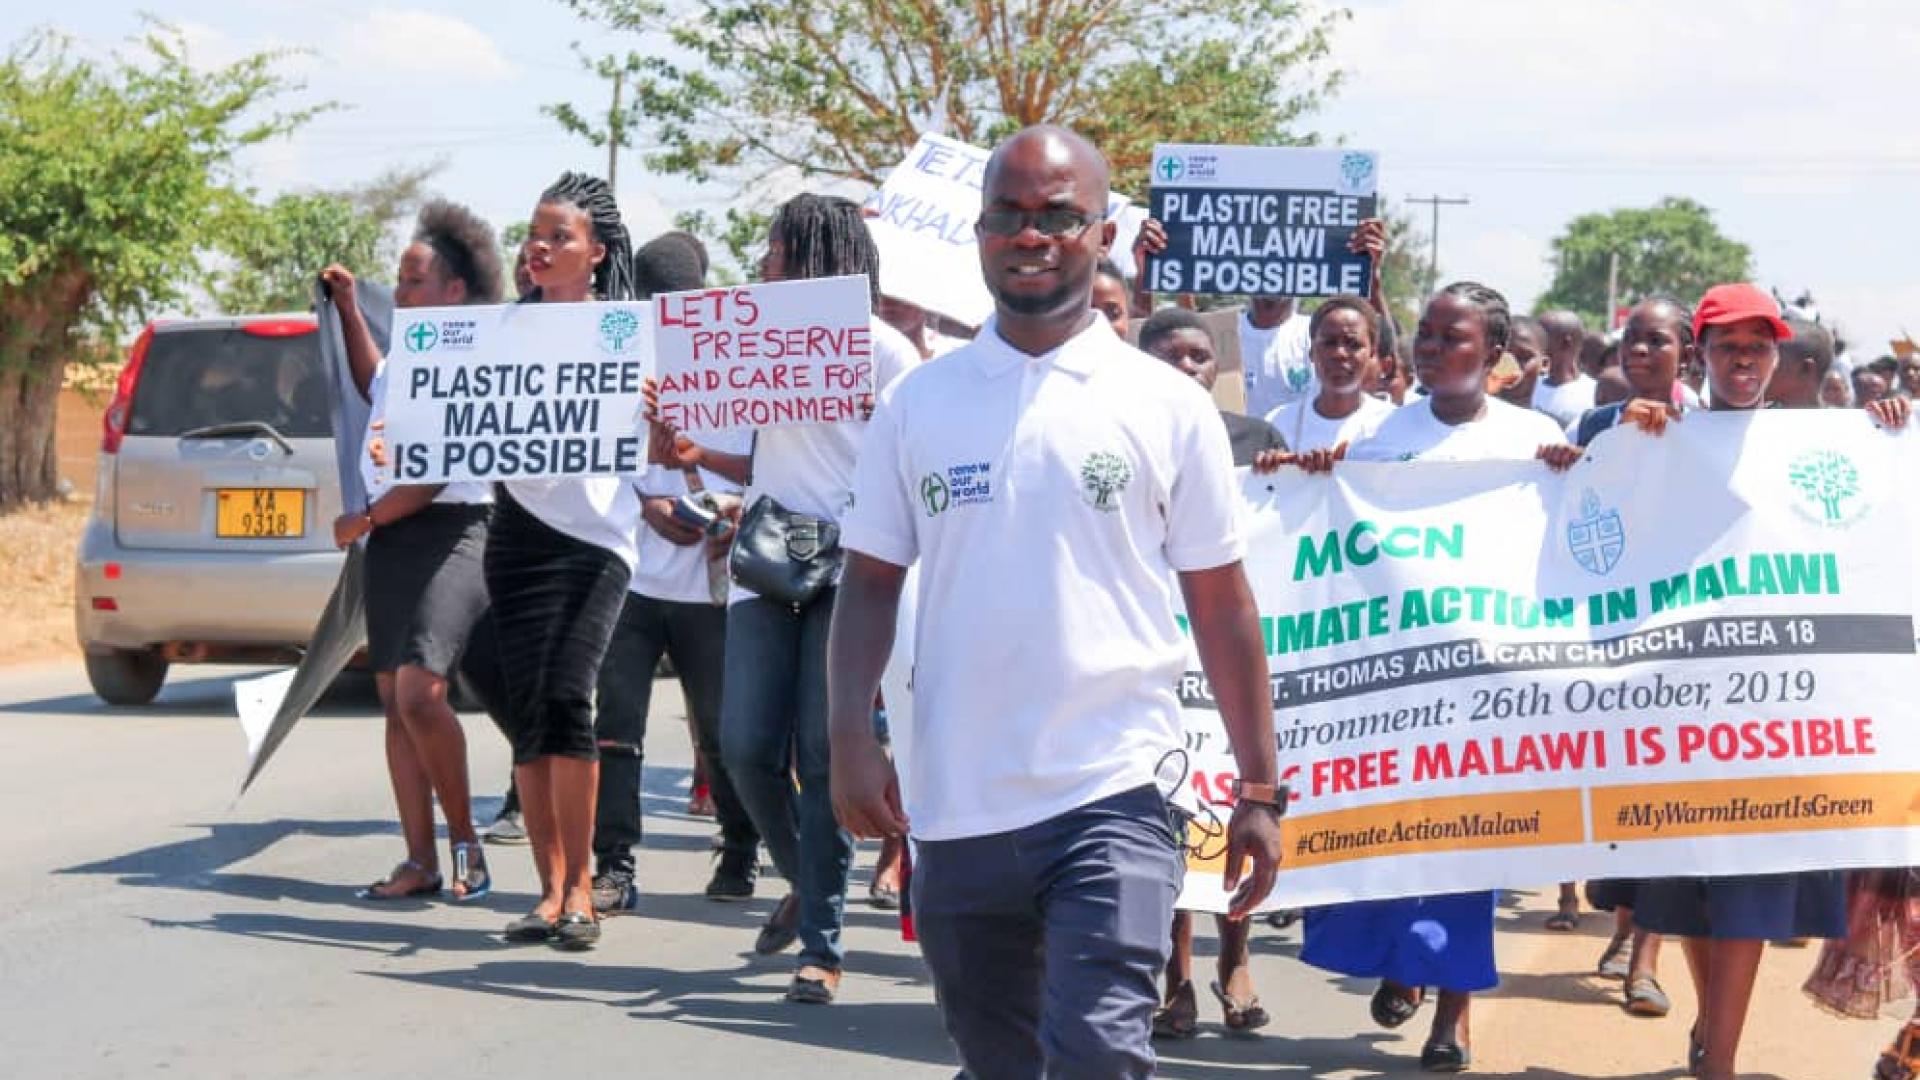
[591,868,638,916]
[705,848,758,901]
[553,911,601,951]
[754,893,800,955]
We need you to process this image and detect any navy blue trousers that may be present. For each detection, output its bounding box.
[913,785,1183,1080]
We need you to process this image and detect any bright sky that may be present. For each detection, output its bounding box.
[14,1,1914,357]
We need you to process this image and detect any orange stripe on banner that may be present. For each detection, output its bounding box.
[1185,789,1586,872]
[1590,772,1920,842]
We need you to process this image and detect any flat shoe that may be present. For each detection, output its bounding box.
[755,894,800,956]
[503,912,557,942]
[1369,982,1424,1029]
[1624,974,1671,1017]
[356,860,442,901]
[868,883,901,911]
[553,911,600,951]
[1420,1039,1470,1072]
[1595,933,1631,980]
[785,965,840,1004]
[1210,980,1269,1034]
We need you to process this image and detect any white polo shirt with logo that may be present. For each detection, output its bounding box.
[843,315,1246,841]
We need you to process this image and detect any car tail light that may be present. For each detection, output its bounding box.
[241,319,316,338]
[102,325,155,454]
[90,597,118,611]
[104,563,122,580]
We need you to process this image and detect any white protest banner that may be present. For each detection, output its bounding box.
[865,132,1141,327]
[1175,412,1920,913]
[380,302,653,483]
[1146,144,1379,298]
[651,275,874,435]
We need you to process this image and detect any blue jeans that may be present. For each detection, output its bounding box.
[913,786,1184,1080]
[720,590,853,969]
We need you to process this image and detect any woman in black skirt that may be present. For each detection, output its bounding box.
[322,200,504,901]
[488,173,641,950]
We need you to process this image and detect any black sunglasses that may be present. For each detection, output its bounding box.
[977,208,1100,239]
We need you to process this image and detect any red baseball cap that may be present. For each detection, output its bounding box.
[1694,283,1793,342]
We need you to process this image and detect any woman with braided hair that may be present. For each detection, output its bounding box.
[323,200,503,904]
[487,172,642,950]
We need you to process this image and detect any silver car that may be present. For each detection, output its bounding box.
[74,314,346,704]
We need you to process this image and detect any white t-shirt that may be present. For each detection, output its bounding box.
[359,361,491,506]
[1530,372,1597,429]
[1349,395,1568,464]
[1265,393,1393,452]
[1240,309,1315,419]
[843,315,1245,841]
[731,316,919,603]
[629,428,750,605]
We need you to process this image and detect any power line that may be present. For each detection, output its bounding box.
[1406,195,1469,298]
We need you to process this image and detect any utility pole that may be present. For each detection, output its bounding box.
[1407,195,1470,298]
[606,69,625,192]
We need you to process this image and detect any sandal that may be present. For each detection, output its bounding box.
[1420,1039,1471,1073]
[1151,981,1199,1040]
[868,880,901,910]
[355,860,442,900]
[1545,904,1580,932]
[1687,1025,1705,1076]
[504,912,558,942]
[553,910,601,951]
[448,842,491,903]
[1369,981,1425,1030]
[1596,932,1631,979]
[1878,1021,1920,1080]
[1210,979,1270,1034]
[1623,974,1671,1017]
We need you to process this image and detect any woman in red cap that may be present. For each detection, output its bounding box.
[1628,283,1908,1080]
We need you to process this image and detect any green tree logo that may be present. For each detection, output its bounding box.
[599,308,642,354]
[1787,450,1863,525]
[1079,451,1133,512]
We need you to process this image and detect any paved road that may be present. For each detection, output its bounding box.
[0,662,1873,1078]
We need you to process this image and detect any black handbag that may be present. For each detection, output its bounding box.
[728,494,843,608]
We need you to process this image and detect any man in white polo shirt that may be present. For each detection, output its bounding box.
[829,125,1283,1079]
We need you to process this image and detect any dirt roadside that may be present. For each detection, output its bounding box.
[0,389,100,668]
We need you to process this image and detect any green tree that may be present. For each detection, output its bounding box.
[208,191,385,313]
[551,0,1344,214]
[1536,197,1752,324]
[0,24,318,507]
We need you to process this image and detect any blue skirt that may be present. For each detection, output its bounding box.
[1633,871,1847,940]
[1302,890,1498,992]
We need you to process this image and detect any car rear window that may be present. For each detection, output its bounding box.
[128,327,331,438]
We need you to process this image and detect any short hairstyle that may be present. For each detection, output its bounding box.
[1137,307,1212,355]
[539,171,636,301]
[1633,296,1695,348]
[1094,258,1128,289]
[1869,355,1900,378]
[659,229,710,276]
[1438,280,1510,353]
[1509,314,1544,345]
[633,232,707,298]
[1308,294,1379,347]
[768,193,881,303]
[1779,318,1835,379]
[414,199,503,304]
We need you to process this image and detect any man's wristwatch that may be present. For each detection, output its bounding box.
[1230,779,1289,816]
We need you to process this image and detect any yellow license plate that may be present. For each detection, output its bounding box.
[216,488,306,538]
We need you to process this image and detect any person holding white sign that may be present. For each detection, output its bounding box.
[320,201,504,905]
[1290,281,1568,1073]
[1608,284,1906,1080]
[828,125,1283,1079]
[486,173,642,952]
[647,194,919,1003]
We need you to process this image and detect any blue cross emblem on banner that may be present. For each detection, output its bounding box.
[1568,488,1625,575]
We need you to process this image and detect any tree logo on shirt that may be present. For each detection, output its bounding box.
[598,308,643,355]
[919,472,949,517]
[1787,450,1866,526]
[1079,451,1133,512]
[1567,489,1625,575]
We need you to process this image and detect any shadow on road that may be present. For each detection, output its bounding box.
[374,956,960,1068]
[0,668,380,718]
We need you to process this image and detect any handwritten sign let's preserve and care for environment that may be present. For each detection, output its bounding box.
[1147,144,1379,298]
[651,274,875,435]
